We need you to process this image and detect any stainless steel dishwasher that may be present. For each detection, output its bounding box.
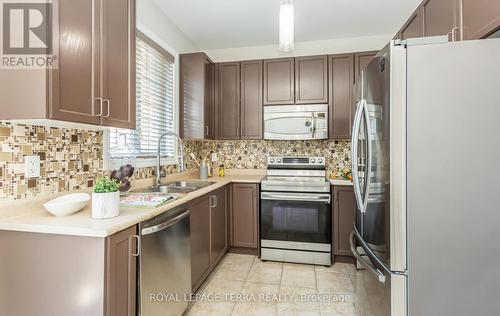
[138,204,191,316]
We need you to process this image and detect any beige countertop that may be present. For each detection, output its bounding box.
[0,170,265,238]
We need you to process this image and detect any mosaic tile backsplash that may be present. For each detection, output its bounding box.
[0,121,350,200]
[197,140,351,175]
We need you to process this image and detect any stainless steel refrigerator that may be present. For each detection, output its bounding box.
[350,37,500,316]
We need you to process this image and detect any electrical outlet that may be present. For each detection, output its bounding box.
[211,152,218,162]
[25,156,40,178]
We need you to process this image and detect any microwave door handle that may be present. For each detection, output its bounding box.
[351,100,365,212]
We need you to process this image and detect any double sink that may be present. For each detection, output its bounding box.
[135,180,215,194]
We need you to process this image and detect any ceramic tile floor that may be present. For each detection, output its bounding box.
[186,253,381,316]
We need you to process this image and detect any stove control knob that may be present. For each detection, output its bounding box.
[310,158,316,163]
[318,158,324,164]
[269,158,275,163]
[276,158,282,163]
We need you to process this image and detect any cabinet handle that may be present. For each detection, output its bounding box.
[205,126,209,136]
[451,27,459,42]
[448,27,460,42]
[129,235,140,257]
[104,99,110,118]
[95,97,103,117]
[210,195,217,208]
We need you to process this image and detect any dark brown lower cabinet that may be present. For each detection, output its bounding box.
[211,186,229,266]
[189,185,230,292]
[0,227,138,316]
[333,186,356,258]
[189,194,212,291]
[230,183,259,249]
[105,225,137,316]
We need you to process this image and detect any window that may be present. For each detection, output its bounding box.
[107,31,176,167]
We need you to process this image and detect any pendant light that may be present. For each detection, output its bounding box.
[279,0,294,52]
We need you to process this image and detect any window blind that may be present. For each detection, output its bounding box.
[108,32,175,159]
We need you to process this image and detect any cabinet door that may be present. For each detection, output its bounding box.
[211,187,228,266]
[422,0,461,39]
[295,56,328,104]
[101,0,136,128]
[329,54,354,139]
[218,62,241,140]
[241,60,263,140]
[48,0,100,125]
[189,195,211,291]
[204,57,216,139]
[231,183,259,248]
[463,0,500,39]
[180,53,207,139]
[333,186,356,257]
[106,225,137,316]
[354,51,377,83]
[400,9,423,40]
[263,58,295,105]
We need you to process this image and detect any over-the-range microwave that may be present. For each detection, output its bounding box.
[263,104,328,140]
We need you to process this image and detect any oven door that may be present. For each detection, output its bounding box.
[260,192,332,245]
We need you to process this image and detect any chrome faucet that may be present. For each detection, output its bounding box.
[157,131,184,186]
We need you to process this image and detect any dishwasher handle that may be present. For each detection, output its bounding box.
[141,210,190,236]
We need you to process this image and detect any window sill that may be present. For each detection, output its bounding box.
[105,157,178,170]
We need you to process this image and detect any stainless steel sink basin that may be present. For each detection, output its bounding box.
[165,181,215,189]
[134,180,215,194]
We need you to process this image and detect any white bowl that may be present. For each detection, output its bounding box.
[43,193,91,217]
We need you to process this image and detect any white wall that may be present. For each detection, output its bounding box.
[137,0,198,54]
[205,34,393,62]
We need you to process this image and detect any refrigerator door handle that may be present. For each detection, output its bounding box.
[353,226,407,277]
[351,100,367,212]
[350,231,386,283]
[362,102,372,212]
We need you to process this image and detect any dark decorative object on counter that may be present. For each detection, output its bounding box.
[110,164,135,192]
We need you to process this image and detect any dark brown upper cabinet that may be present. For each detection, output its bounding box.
[354,51,378,83]
[400,9,423,40]
[217,62,241,140]
[263,58,295,105]
[1,0,136,128]
[329,54,354,139]
[332,186,356,258]
[180,52,215,139]
[240,60,263,140]
[462,0,500,39]
[230,183,259,249]
[100,0,136,129]
[421,0,462,40]
[295,55,329,104]
[49,0,100,125]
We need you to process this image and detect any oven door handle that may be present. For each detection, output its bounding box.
[261,192,331,203]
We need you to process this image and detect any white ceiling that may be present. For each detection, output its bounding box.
[151,0,421,50]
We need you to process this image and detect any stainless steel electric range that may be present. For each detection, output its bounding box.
[260,156,332,266]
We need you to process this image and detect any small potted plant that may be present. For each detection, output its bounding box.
[92,177,120,219]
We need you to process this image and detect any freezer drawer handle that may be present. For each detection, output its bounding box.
[350,231,386,283]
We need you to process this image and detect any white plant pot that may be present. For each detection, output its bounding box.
[92,191,120,219]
